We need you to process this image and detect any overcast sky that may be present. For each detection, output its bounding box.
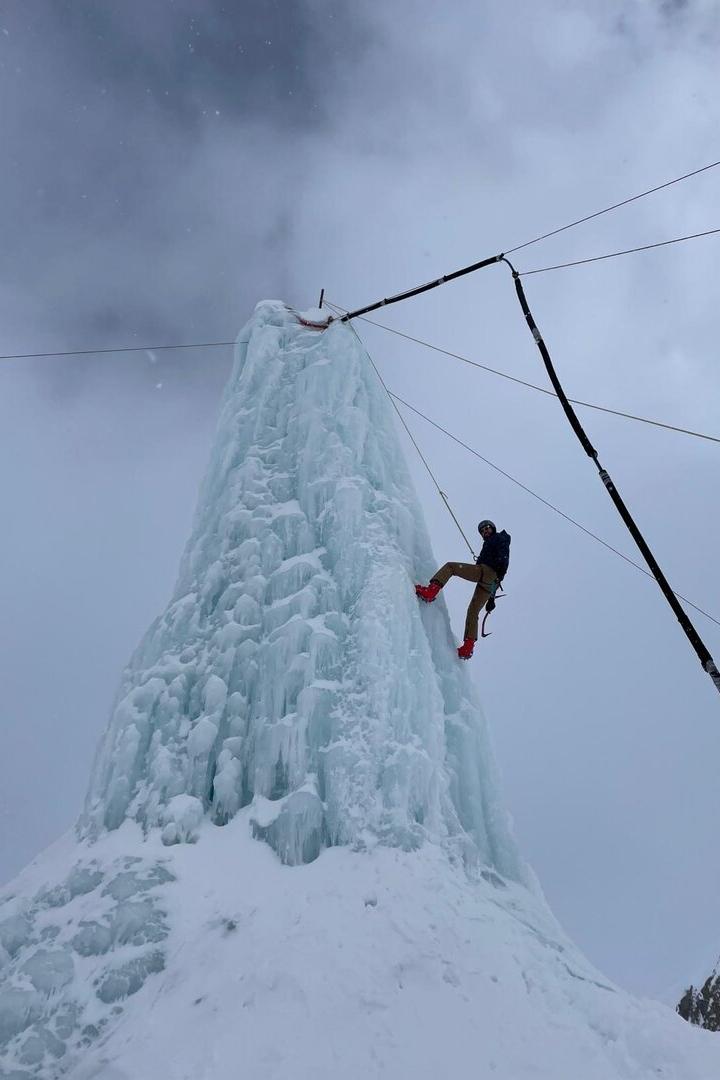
[2,1,719,1006]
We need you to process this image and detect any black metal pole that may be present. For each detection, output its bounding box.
[337,254,503,323]
[503,257,720,695]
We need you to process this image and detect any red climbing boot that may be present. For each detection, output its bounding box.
[457,638,476,660]
[415,580,441,603]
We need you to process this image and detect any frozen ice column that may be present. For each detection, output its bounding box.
[82,301,525,884]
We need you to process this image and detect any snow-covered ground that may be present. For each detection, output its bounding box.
[3,815,719,1080]
[2,302,719,1078]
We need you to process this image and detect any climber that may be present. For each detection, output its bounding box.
[415,520,511,660]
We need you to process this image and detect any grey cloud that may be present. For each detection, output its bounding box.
[0,1,370,399]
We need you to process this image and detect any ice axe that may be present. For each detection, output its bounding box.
[481,592,506,638]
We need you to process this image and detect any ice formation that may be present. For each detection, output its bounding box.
[3,301,719,1079]
[82,300,525,881]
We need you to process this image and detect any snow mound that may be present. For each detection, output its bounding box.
[3,817,714,1080]
[0,827,173,1076]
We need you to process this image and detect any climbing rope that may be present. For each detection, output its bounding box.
[343,318,476,559]
[330,154,720,325]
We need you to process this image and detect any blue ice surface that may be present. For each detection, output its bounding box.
[81,301,526,885]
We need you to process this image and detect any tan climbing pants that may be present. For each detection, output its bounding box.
[432,562,499,641]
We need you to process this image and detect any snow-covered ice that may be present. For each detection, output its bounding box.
[2,301,719,1078]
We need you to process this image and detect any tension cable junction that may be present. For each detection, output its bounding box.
[332,221,719,325]
[329,155,720,324]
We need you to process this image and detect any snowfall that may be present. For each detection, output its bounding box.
[1,301,718,1079]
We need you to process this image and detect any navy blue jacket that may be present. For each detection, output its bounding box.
[476,529,511,580]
